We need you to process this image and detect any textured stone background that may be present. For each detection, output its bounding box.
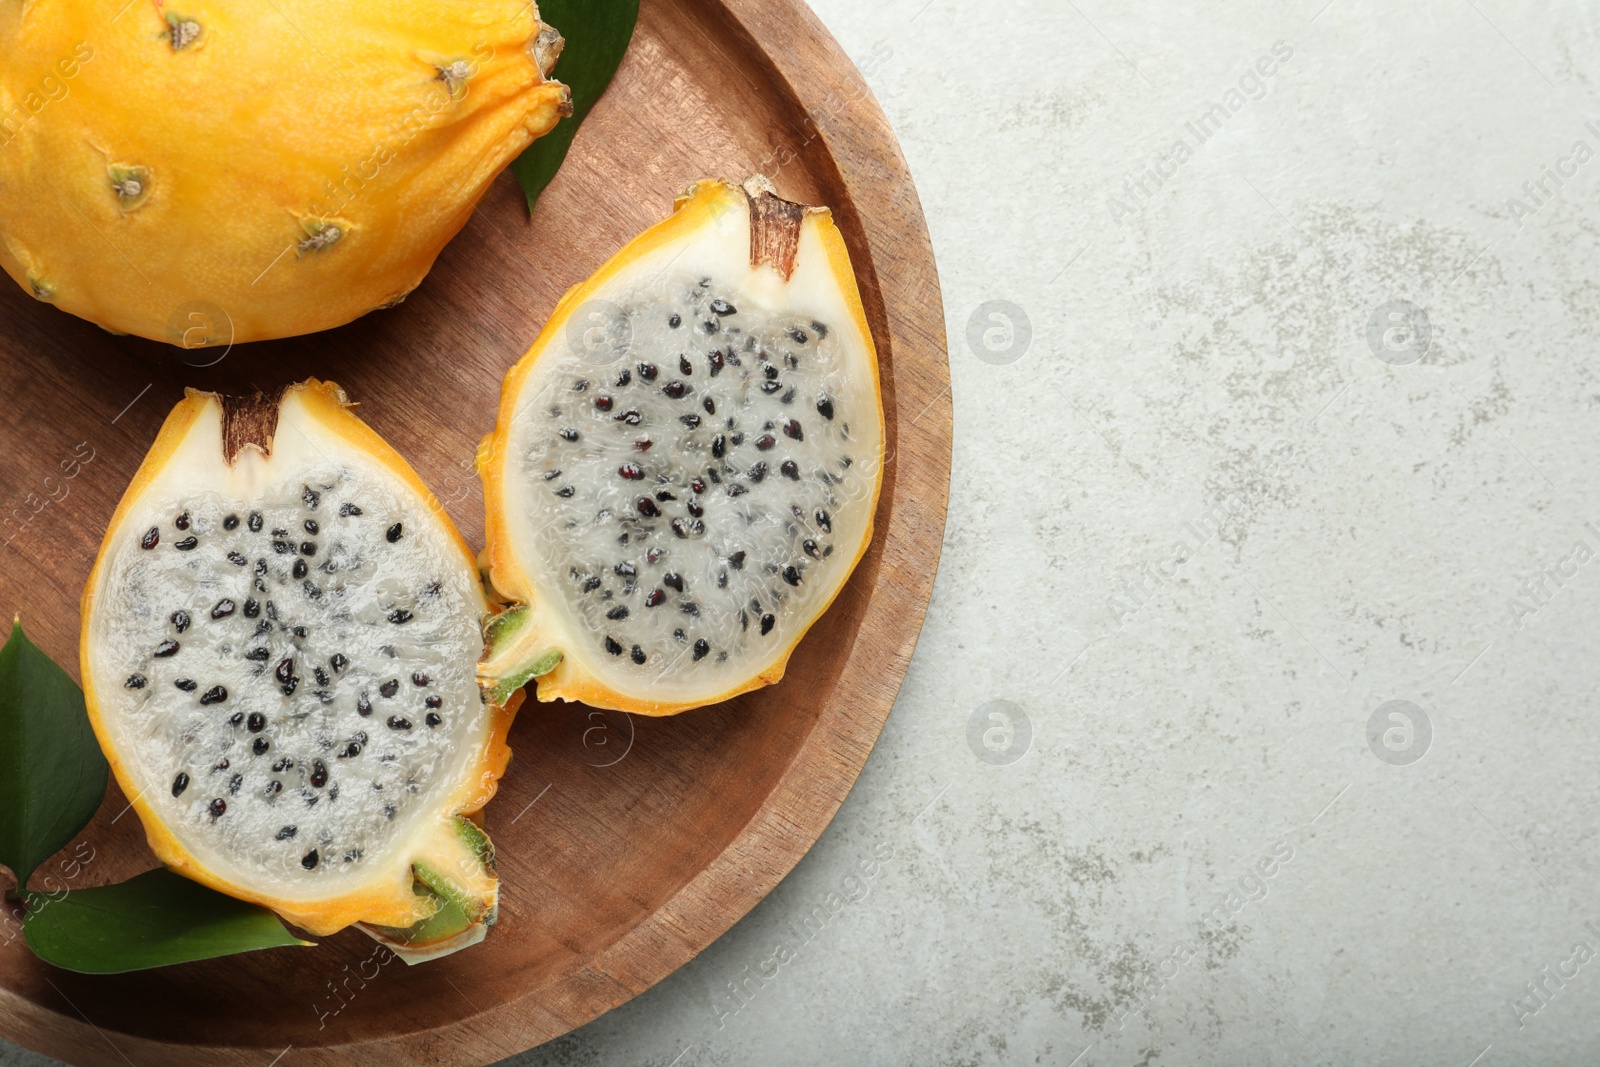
[10,0,1600,1064]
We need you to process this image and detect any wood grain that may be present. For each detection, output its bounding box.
[0,0,950,1062]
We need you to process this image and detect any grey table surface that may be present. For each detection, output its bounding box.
[9,0,1600,1064]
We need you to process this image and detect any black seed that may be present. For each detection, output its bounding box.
[644,588,665,607]
[816,509,832,532]
[302,850,319,870]
[691,478,706,494]
[604,636,623,656]
[314,667,329,687]
[281,676,299,696]
[340,503,362,517]
[272,539,294,555]
[727,551,746,571]
[247,512,263,532]
[275,658,294,684]
[678,355,694,377]
[741,610,749,631]
[155,639,180,657]
[780,460,800,481]
[380,679,399,698]
[556,485,575,498]
[615,368,632,387]
[572,379,591,392]
[300,542,316,557]
[781,386,796,404]
[223,514,240,531]
[331,653,347,673]
[171,772,189,796]
[638,362,658,381]
[175,678,197,692]
[749,462,768,483]
[619,463,644,480]
[674,628,687,642]
[816,396,836,420]
[340,741,361,759]
[712,434,726,459]
[216,758,231,770]
[680,602,700,617]
[425,694,442,709]
[711,298,736,316]
[201,685,228,705]
[637,497,660,518]
[389,609,414,625]
[243,597,260,619]
[708,351,724,376]
[783,565,802,586]
[804,539,820,559]
[253,737,270,756]
[174,511,190,530]
[243,646,270,661]
[680,414,702,428]
[299,519,318,537]
[606,605,630,621]
[228,773,242,795]
[631,645,646,664]
[663,572,684,593]
[543,470,562,481]
[310,759,328,787]
[291,626,307,638]
[756,434,776,451]
[727,484,748,497]
[211,599,236,620]
[171,611,191,633]
[703,395,716,415]
[663,380,689,399]
[783,419,803,441]
[303,486,320,509]
[264,780,282,796]
[761,613,776,635]
[671,518,691,538]
[387,716,411,731]
[125,673,147,689]
[760,380,782,395]
[276,825,297,840]
[581,575,602,592]
[732,432,746,446]
[247,712,265,732]
[693,639,710,661]
[596,395,614,412]
[228,713,243,726]
[419,711,441,729]
[228,551,248,566]
[387,522,404,543]
[701,319,717,334]
[357,693,372,716]
[405,671,428,688]
[209,798,226,818]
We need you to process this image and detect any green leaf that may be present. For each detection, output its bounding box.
[511,0,639,213]
[23,868,312,974]
[0,619,107,891]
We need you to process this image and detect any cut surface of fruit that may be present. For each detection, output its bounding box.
[480,178,884,715]
[0,1,568,343]
[81,381,515,940]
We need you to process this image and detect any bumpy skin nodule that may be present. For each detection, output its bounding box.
[480,178,886,715]
[0,1,568,343]
[81,381,517,940]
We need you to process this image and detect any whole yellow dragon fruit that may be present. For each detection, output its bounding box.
[0,0,568,345]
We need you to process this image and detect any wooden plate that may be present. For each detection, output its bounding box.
[0,0,949,1062]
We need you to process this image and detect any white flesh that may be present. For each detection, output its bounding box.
[501,207,882,705]
[85,393,488,904]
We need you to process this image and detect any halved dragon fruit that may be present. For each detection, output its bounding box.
[479,177,885,715]
[80,381,517,955]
